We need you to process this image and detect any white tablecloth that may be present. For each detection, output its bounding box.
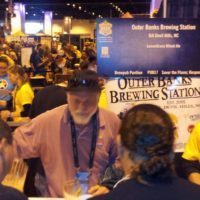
[28,194,92,200]
[29,198,64,200]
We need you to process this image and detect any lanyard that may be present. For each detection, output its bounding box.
[69,111,99,171]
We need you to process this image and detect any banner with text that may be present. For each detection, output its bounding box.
[105,77,200,152]
[97,18,200,77]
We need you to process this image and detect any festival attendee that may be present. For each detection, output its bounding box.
[182,122,200,186]
[0,47,15,67]
[13,70,120,197]
[0,56,14,111]
[62,42,77,69]
[34,46,52,76]
[0,118,27,200]
[29,85,67,119]
[8,50,18,64]
[24,85,68,196]
[1,65,34,122]
[90,104,200,200]
[30,44,42,74]
[53,55,67,74]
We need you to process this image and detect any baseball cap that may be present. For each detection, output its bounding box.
[66,70,101,92]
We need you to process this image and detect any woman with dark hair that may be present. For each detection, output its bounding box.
[0,118,27,199]
[1,65,34,122]
[90,104,200,200]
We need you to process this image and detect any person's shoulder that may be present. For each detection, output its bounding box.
[171,177,200,198]
[89,180,130,200]
[47,104,68,113]
[88,193,112,200]
[37,104,68,119]
[91,178,200,200]
[189,122,200,140]
[194,122,200,132]
[99,108,119,120]
[99,108,121,130]
[20,82,32,91]
[0,184,27,200]
[173,176,200,189]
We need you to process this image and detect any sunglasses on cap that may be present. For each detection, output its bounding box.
[67,78,101,91]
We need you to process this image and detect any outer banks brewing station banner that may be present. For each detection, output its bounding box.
[96,19,200,152]
[97,18,200,77]
[104,77,200,152]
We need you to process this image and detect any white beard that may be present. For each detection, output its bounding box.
[71,108,97,125]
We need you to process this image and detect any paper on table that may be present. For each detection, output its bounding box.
[79,194,92,200]
[29,198,64,200]
[28,194,92,200]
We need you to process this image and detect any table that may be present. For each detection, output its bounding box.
[29,198,64,200]
[28,194,92,200]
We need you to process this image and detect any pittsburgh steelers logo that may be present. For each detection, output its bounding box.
[0,79,8,89]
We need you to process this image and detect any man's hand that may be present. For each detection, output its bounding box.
[0,110,10,121]
[88,185,110,196]
[188,173,200,186]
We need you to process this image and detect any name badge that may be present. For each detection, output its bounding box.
[76,171,90,194]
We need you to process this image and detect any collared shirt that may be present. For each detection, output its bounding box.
[13,82,34,122]
[13,105,120,197]
[0,74,14,107]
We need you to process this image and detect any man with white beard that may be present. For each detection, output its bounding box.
[13,70,120,197]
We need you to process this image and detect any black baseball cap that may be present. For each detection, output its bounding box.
[66,70,101,92]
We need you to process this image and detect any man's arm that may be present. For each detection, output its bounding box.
[181,158,200,185]
[88,161,123,196]
[188,173,200,185]
[13,119,42,159]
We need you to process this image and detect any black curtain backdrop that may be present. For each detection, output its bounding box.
[158,0,200,18]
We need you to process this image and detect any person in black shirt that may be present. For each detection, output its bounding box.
[90,104,200,200]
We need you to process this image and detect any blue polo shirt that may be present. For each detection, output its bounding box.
[0,74,14,109]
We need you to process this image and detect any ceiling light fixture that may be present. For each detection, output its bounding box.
[66,3,103,19]
[110,3,124,15]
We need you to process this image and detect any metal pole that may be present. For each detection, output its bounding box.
[163,0,168,18]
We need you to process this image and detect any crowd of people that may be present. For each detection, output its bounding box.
[0,39,200,200]
[0,40,96,78]
[0,39,97,120]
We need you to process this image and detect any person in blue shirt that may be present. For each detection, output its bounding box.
[0,56,14,111]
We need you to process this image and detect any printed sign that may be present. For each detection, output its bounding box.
[104,77,200,152]
[21,47,32,68]
[97,18,200,77]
